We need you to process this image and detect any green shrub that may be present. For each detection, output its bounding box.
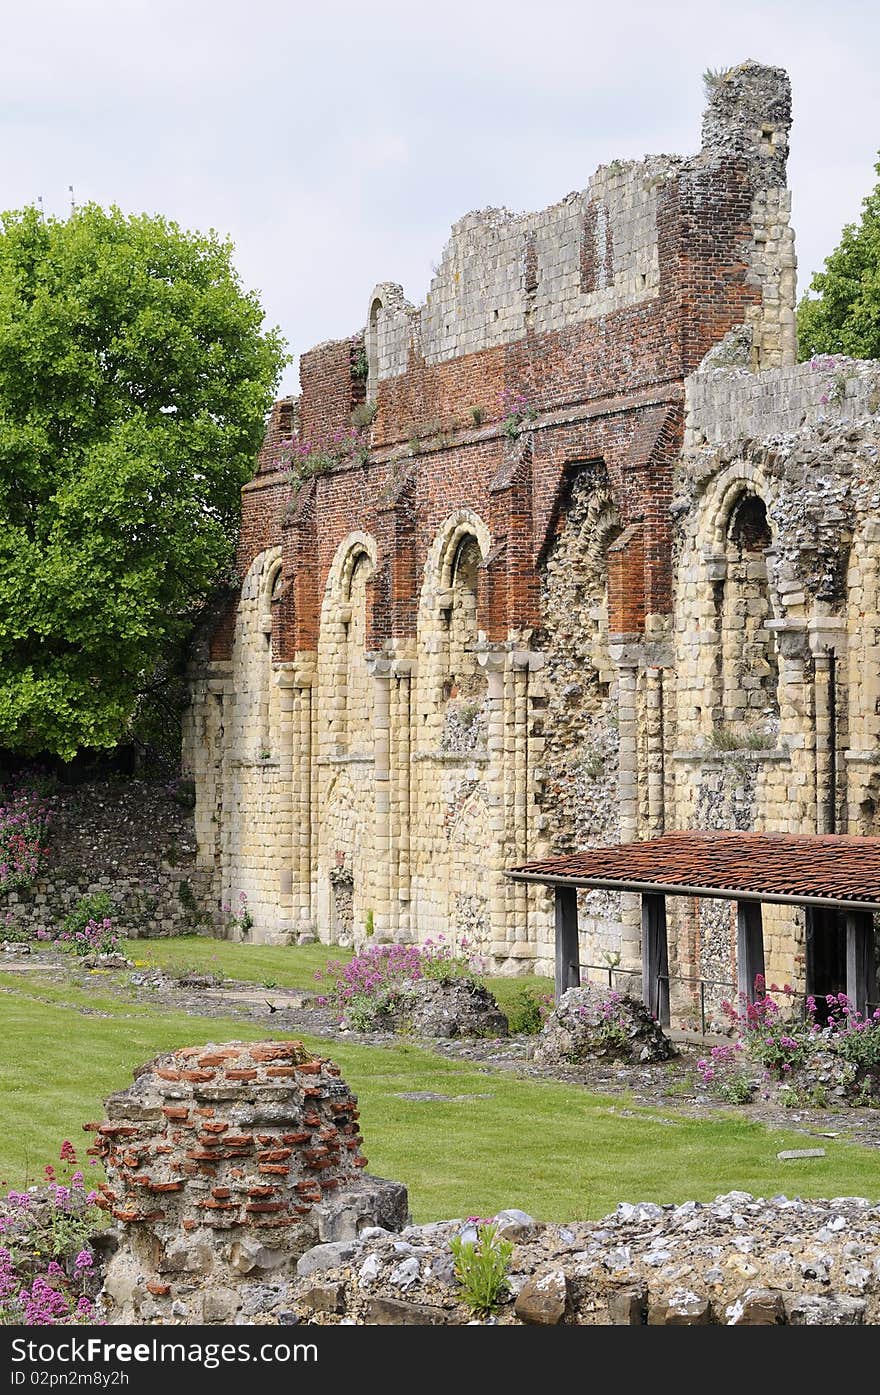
[62,893,113,939]
[507,985,553,1035]
[449,1222,513,1316]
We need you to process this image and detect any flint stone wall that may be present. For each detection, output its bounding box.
[2,780,211,940]
[289,1192,880,1326]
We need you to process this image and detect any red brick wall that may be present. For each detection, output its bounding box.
[217,157,771,660]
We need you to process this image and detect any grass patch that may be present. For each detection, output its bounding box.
[1,976,879,1220]
[126,937,351,990]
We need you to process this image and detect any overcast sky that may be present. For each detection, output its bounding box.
[1,0,878,396]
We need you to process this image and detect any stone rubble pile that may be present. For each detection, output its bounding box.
[288,1192,880,1326]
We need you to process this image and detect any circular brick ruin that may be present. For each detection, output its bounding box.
[88,1040,407,1323]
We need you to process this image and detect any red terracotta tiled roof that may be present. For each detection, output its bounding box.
[508,831,880,908]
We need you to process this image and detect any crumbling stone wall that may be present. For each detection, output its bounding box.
[187,61,793,975]
[91,1040,407,1324]
[2,780,210,940]
[665,353,880,1007]
[288,1193,880,1326]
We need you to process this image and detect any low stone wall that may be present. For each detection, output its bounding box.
[2,779,215,939]
[289,1192,880,1325]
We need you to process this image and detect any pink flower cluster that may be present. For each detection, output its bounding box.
[0,787,51,892]
[0,1142,103,1326]
[52,917,119,957]
[315,935,476,1027]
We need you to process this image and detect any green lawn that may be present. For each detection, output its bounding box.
[125,935,553,1016]
[2,971,879,1221]
[127,936,347,991]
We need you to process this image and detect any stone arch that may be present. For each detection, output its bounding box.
[364,282,407,402]
[419,510,492,756]
[684,462,780,742]
[318,532,378,756]
[231,546,282,759]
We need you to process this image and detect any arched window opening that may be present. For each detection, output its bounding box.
[366,298,382,403]
[441,534,486,753]
[718,493,778,734]
[344,552,374,755]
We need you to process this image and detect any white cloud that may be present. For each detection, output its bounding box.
[0,0,877,393]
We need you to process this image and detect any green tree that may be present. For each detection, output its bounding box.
[0,204,287,760]
[798,158,880,360]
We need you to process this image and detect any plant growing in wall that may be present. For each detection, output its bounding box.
[449,1221,513,1316]
[499,389,538,441]
[283,426,370,494]
[223,890,253,938]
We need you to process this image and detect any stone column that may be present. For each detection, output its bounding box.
[766,618,810,833]
[368,656,393,942]
[189,664,232,926]
[477,646,510,965]
[645,666,665,836]
[288,657,316,936]
[611,647,642,975]
[809,617,846,835]
[391,658,413,942]
[511,650,530,949]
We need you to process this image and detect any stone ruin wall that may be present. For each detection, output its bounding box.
[2,780,210,942]
[665,351,880,1018]
[186,62,836,991]
[91,1040,407,1324]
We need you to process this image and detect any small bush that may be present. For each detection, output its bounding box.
[315,935,478,1029]
[716,1073,755,1105]
[507,986,553,1035]
[61,894,113,940]
[53,917,121,958]
[449,1221,512,1316]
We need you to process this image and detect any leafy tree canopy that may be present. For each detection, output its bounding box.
[798,158,880,360]
[0,204,287,760]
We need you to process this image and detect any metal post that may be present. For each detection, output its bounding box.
[641,893,669,1026]
[554,885,579,1002]
[736,901,766,1005]
[846,910,875,1016]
